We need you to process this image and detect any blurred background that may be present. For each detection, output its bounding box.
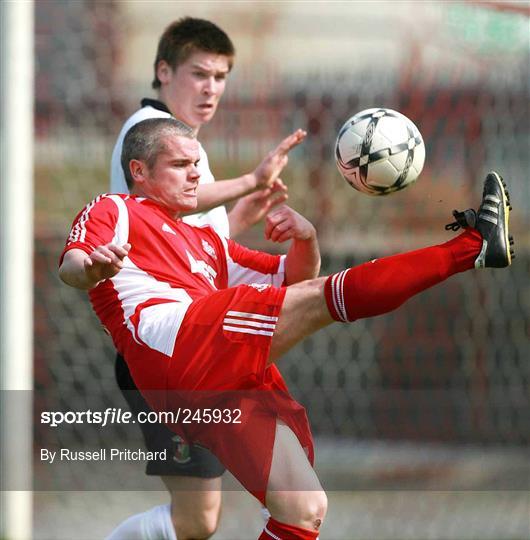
[30,1,529,539]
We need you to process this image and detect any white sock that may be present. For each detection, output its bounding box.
[106,503,177,540]
[260,506,271,523]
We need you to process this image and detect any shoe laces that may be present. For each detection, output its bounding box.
[445,208,477,231]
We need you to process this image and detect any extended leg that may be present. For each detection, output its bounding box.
[271,171,514,362]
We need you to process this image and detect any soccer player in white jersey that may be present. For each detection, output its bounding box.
[107,18,305,540]
[60,119,513,539]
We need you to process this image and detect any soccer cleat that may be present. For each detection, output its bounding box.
[445,171,514,268]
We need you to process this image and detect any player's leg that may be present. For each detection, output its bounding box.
[177,474,270,535]
[260,419,326,538]
[270,227,483,361]
[162,475,222,540]
[106,504,176,540]
[107,483,221,540]
[105,456,222,540]
[270,171,514,362]
[111,354,225,540]
[270,230,479,361]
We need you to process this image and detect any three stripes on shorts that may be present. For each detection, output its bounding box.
[223,310,278,337]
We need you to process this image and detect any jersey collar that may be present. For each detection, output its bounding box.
[140,98,171,114]
[140,98,196,136]
[133,195,184,222]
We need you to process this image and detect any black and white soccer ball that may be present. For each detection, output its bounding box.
[335,108,425,196]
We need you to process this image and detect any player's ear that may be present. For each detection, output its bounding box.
[129,159,147,185]
[156,60,172,85]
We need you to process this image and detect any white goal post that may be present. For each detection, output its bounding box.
[0,1,34,539]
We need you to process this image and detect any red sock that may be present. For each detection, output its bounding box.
[324,229,482,322]
[259,517,319,539]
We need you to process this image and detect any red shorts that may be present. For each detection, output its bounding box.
[121,284,314,503]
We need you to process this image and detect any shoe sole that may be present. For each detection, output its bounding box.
[490,171,513,266]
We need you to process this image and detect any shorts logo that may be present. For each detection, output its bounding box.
[171,435,191,464]
[223,310,278,337]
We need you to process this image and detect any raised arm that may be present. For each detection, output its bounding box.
[264,206,320,285]
[194,129,306,213]
[59,243,130,290]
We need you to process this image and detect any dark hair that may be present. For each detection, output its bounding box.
[152,17,235,89]
[121,118,194,188]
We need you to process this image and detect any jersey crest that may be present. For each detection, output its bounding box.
[171,435,191,464]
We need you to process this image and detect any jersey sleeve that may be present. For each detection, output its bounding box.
[225,238,285,287]
[59,195,121,265]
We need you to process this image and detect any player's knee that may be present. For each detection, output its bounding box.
[303,489,327,530]
[172,505,220,540]
[273,489,327,531]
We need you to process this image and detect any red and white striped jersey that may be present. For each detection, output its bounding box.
[61,194,285,356]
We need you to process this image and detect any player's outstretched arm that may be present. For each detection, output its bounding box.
[265,205,320,285]
[59,243,130,290]
[192,129,306,214]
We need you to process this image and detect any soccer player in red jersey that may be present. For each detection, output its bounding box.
[108,17,305,539]
[60,118,514,539]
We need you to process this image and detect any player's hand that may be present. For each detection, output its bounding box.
[264,205,316,244]
[229,179,288,236]
[84,243,131,284]
[251,129,306,189]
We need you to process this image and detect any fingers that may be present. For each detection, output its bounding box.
[273,229,294,244]
[264,212,278,240]
[110,243,131,260]
[267,192,289,210]
[266,204,288,224]
[81,242,131,286]
[266,180,289,206]
[87,243,131,271]
[253,130,305,189]
[250,178,288,203]
[266,221,294,243]
[258,179,288,206]
[265,205,315,243]
[270,178,288,194]
[265,207,293,242]
[89,247,114,265]
[275,129,307,155]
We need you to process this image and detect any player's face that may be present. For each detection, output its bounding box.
[158,50,230,129]
[141,136,201,215]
